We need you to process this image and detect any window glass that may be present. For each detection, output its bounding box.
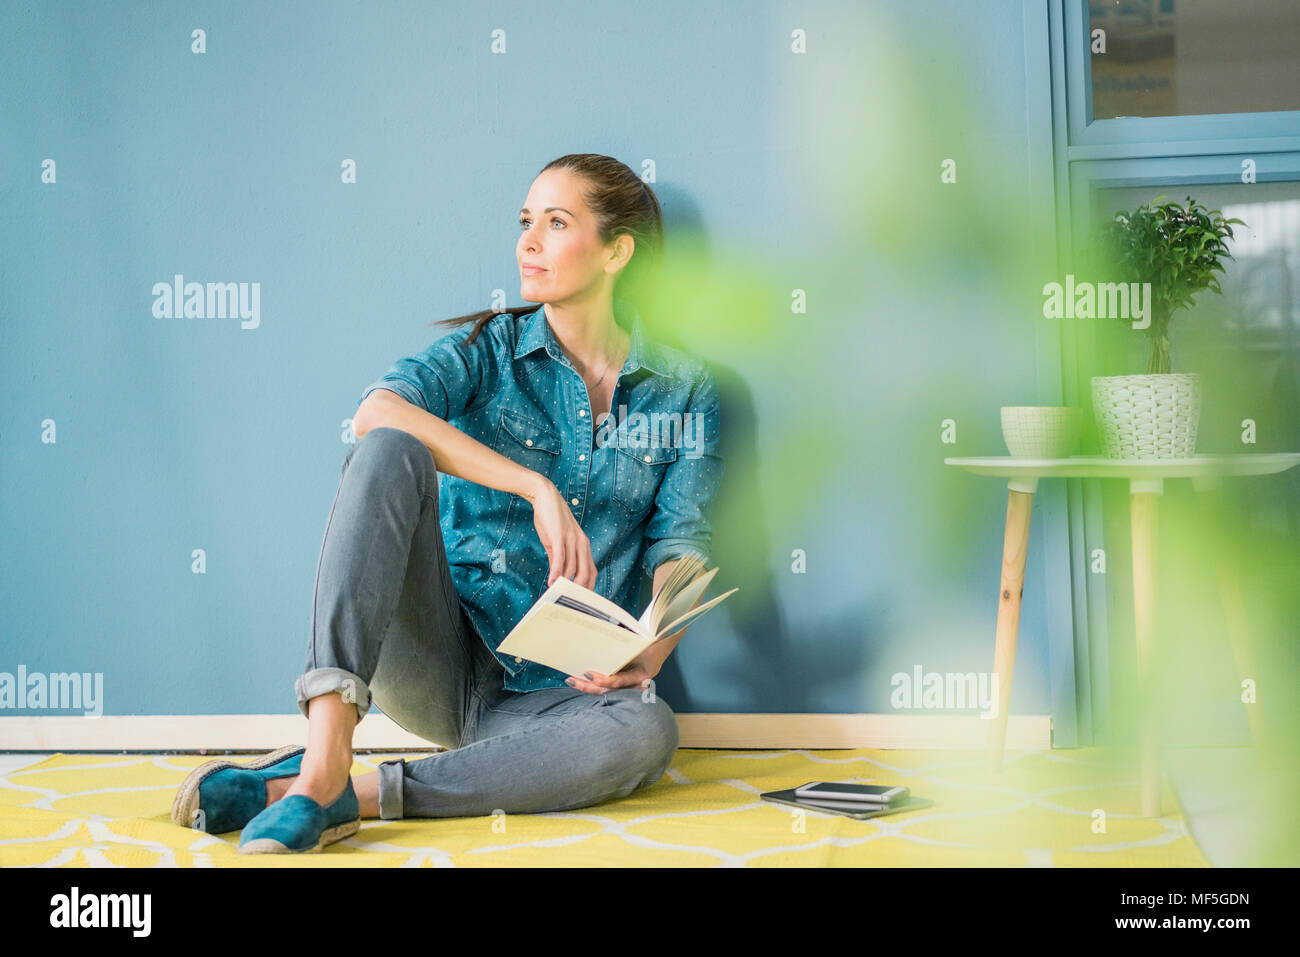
[1093,183,1300,461]
[1089,0,1300,119]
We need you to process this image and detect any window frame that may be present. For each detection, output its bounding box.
[1047,0,1300,746]
[1065,0,1300,152]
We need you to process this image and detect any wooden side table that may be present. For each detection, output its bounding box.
[944,453,1300,817]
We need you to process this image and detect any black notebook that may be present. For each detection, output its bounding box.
[760,787,935,820]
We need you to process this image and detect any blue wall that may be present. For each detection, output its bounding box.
[1,1,1063,723]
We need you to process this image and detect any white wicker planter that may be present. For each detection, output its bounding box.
[1091,373,1202,459]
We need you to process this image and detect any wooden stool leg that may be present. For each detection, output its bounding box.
[987,480,1035,773]
[1131,488,1162,817]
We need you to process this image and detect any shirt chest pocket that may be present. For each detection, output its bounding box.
[612,438,677,519]
[493,408,561,478]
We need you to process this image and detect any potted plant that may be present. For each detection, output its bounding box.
[1090,195,1244,458]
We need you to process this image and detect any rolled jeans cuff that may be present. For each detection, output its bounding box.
[295,667,370,723]
[377,758,406,820]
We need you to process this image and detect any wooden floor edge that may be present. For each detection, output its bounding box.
[0,713,1052,751]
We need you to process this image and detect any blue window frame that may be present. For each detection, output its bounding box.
[1064,0,1300,150]
[1045,0,1300,746]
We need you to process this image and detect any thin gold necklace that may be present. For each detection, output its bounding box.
[590,328,629,427]
[590,327,629,389]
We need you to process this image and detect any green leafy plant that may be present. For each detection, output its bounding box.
[1098,195,1245,375]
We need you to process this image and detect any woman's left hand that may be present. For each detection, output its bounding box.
[565,653,658,695]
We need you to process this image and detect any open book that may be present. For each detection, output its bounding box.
[494,552,738,677]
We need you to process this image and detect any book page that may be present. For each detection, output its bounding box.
[647,553,709,634]
[652,567,718,637]
[543,577,646,635]
[495,602,651,677]
[657,586,739,637]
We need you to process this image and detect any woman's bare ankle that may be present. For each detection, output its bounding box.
[284,745,353,805]
[265,775,297,807]
[287,691,359,807]
[284,769,350,806]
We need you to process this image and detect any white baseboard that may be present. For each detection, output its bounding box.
[0,713,1051,752]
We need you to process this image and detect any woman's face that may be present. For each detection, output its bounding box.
[517,168,630,303]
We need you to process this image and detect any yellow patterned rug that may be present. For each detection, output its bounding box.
[0,747,1208,866]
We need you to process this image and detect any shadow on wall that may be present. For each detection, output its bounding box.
[642,360,889,713]
[627,157,1013,713]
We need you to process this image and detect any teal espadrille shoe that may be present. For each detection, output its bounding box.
[238,778,360,854]
[170,745,306,834]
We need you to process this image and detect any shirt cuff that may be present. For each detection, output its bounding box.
[642,539,714,579]
[358,378,428,413]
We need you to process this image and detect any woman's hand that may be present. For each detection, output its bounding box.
[565,651,659,696]
[527,476,597,590]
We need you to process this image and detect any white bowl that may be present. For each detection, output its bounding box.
[1001,406,1082,459]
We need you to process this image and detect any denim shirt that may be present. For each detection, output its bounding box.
[357,301,724,692]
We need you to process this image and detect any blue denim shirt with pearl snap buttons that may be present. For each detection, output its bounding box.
[357,300,724,692]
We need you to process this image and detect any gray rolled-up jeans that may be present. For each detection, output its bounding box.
[294,426,679,820]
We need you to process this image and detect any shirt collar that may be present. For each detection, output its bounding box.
[512,300,672,377]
